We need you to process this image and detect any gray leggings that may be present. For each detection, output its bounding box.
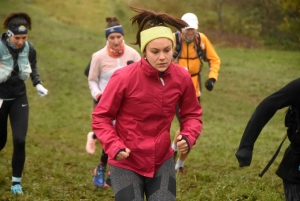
[110,157,176,201]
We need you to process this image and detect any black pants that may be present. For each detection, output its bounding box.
[110,157,176,201]
[283,180,300,201]
[0,95,28,178]
[92,98,108,166]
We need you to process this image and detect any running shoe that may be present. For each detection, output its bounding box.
[178,167,184,174]
[93,165,106,187]
[11,184,23,195]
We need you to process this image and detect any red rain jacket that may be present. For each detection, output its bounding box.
[92,57,202,178]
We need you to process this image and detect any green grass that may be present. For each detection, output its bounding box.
[1,0,300,200]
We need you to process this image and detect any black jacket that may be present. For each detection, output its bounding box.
[235,78,300,183]
[0,33,42,99]
[84,60,91,77]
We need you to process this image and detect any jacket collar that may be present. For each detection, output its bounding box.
[140,57,171,78]
[1,32,25,54]
[1,33,8,45]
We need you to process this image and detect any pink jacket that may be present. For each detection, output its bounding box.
[88,44,141,100]
[92,58,202,178]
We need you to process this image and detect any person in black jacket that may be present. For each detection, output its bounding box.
[0,12,48,195]
[236,78,300,201]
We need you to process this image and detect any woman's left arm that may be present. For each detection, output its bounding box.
[178,75,203,149]
[28,42,42,86]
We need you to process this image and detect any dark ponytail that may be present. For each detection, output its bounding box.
[105,17,121,28]
[129,5,187,47]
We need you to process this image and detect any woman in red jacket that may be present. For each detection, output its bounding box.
[92,6,203,201]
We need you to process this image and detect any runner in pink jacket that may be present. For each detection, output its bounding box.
[86,17,141,188]
[92,5,203,201]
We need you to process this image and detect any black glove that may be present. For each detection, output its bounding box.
[205,78,215,91]
[235,148,253,167]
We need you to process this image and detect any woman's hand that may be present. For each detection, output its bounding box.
[116,148,131,161]
[176,135,189,154]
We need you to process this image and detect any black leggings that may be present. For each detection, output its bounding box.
[110,157,176,201]
[92,98,108,166]
[92,133,108,166]
[283,180,300,201]
[0,95,28,177]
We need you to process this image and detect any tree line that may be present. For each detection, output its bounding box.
[130,0,300,50]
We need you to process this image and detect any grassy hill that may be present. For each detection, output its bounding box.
[1,0,300,200]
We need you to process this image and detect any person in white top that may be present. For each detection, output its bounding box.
[85,17,140,188]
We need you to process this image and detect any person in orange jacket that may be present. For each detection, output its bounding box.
[171,12,221,173]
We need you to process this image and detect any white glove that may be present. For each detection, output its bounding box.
[35,84,48,97]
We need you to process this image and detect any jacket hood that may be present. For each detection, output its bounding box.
[1,33,8,43]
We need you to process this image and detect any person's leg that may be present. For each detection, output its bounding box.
[9,95,29,194]
[174,98,201,174]
[93,149,109,187]
[0,100,9,151]
[283,180,300,201]
[98,149,112,187]
[174,127,189,174]
[171,104,181,162]
[85,99,99,154]
[86,131,96,154]
[175,152,188,174]
[100,149,108,166]
[110,165,144,201]
[172,104,187,173]
[171,129,179,161]
[145,157,176,201]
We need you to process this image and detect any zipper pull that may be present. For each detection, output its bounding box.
[160,77,165,86]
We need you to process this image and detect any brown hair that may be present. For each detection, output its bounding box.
[105,17,121,28]
[3,12,32,30]
[129,5,188,47]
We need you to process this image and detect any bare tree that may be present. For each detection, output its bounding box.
[216,0,225,32]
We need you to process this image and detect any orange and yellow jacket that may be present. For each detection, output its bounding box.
[173,32,221,97]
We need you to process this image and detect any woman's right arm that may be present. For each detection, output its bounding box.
[88,53,102,100]
[92,69,127,160]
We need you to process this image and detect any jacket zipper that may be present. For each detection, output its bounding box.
[159,77,165,86]
[187,42,189,71]
[159,72,165,86]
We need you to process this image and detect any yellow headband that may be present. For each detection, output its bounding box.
[140,26,174,53]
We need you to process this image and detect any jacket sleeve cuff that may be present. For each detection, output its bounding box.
[235,148,253,167]
[114,148,125,160]
[33,81,42,87]
[181,135,191,153]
